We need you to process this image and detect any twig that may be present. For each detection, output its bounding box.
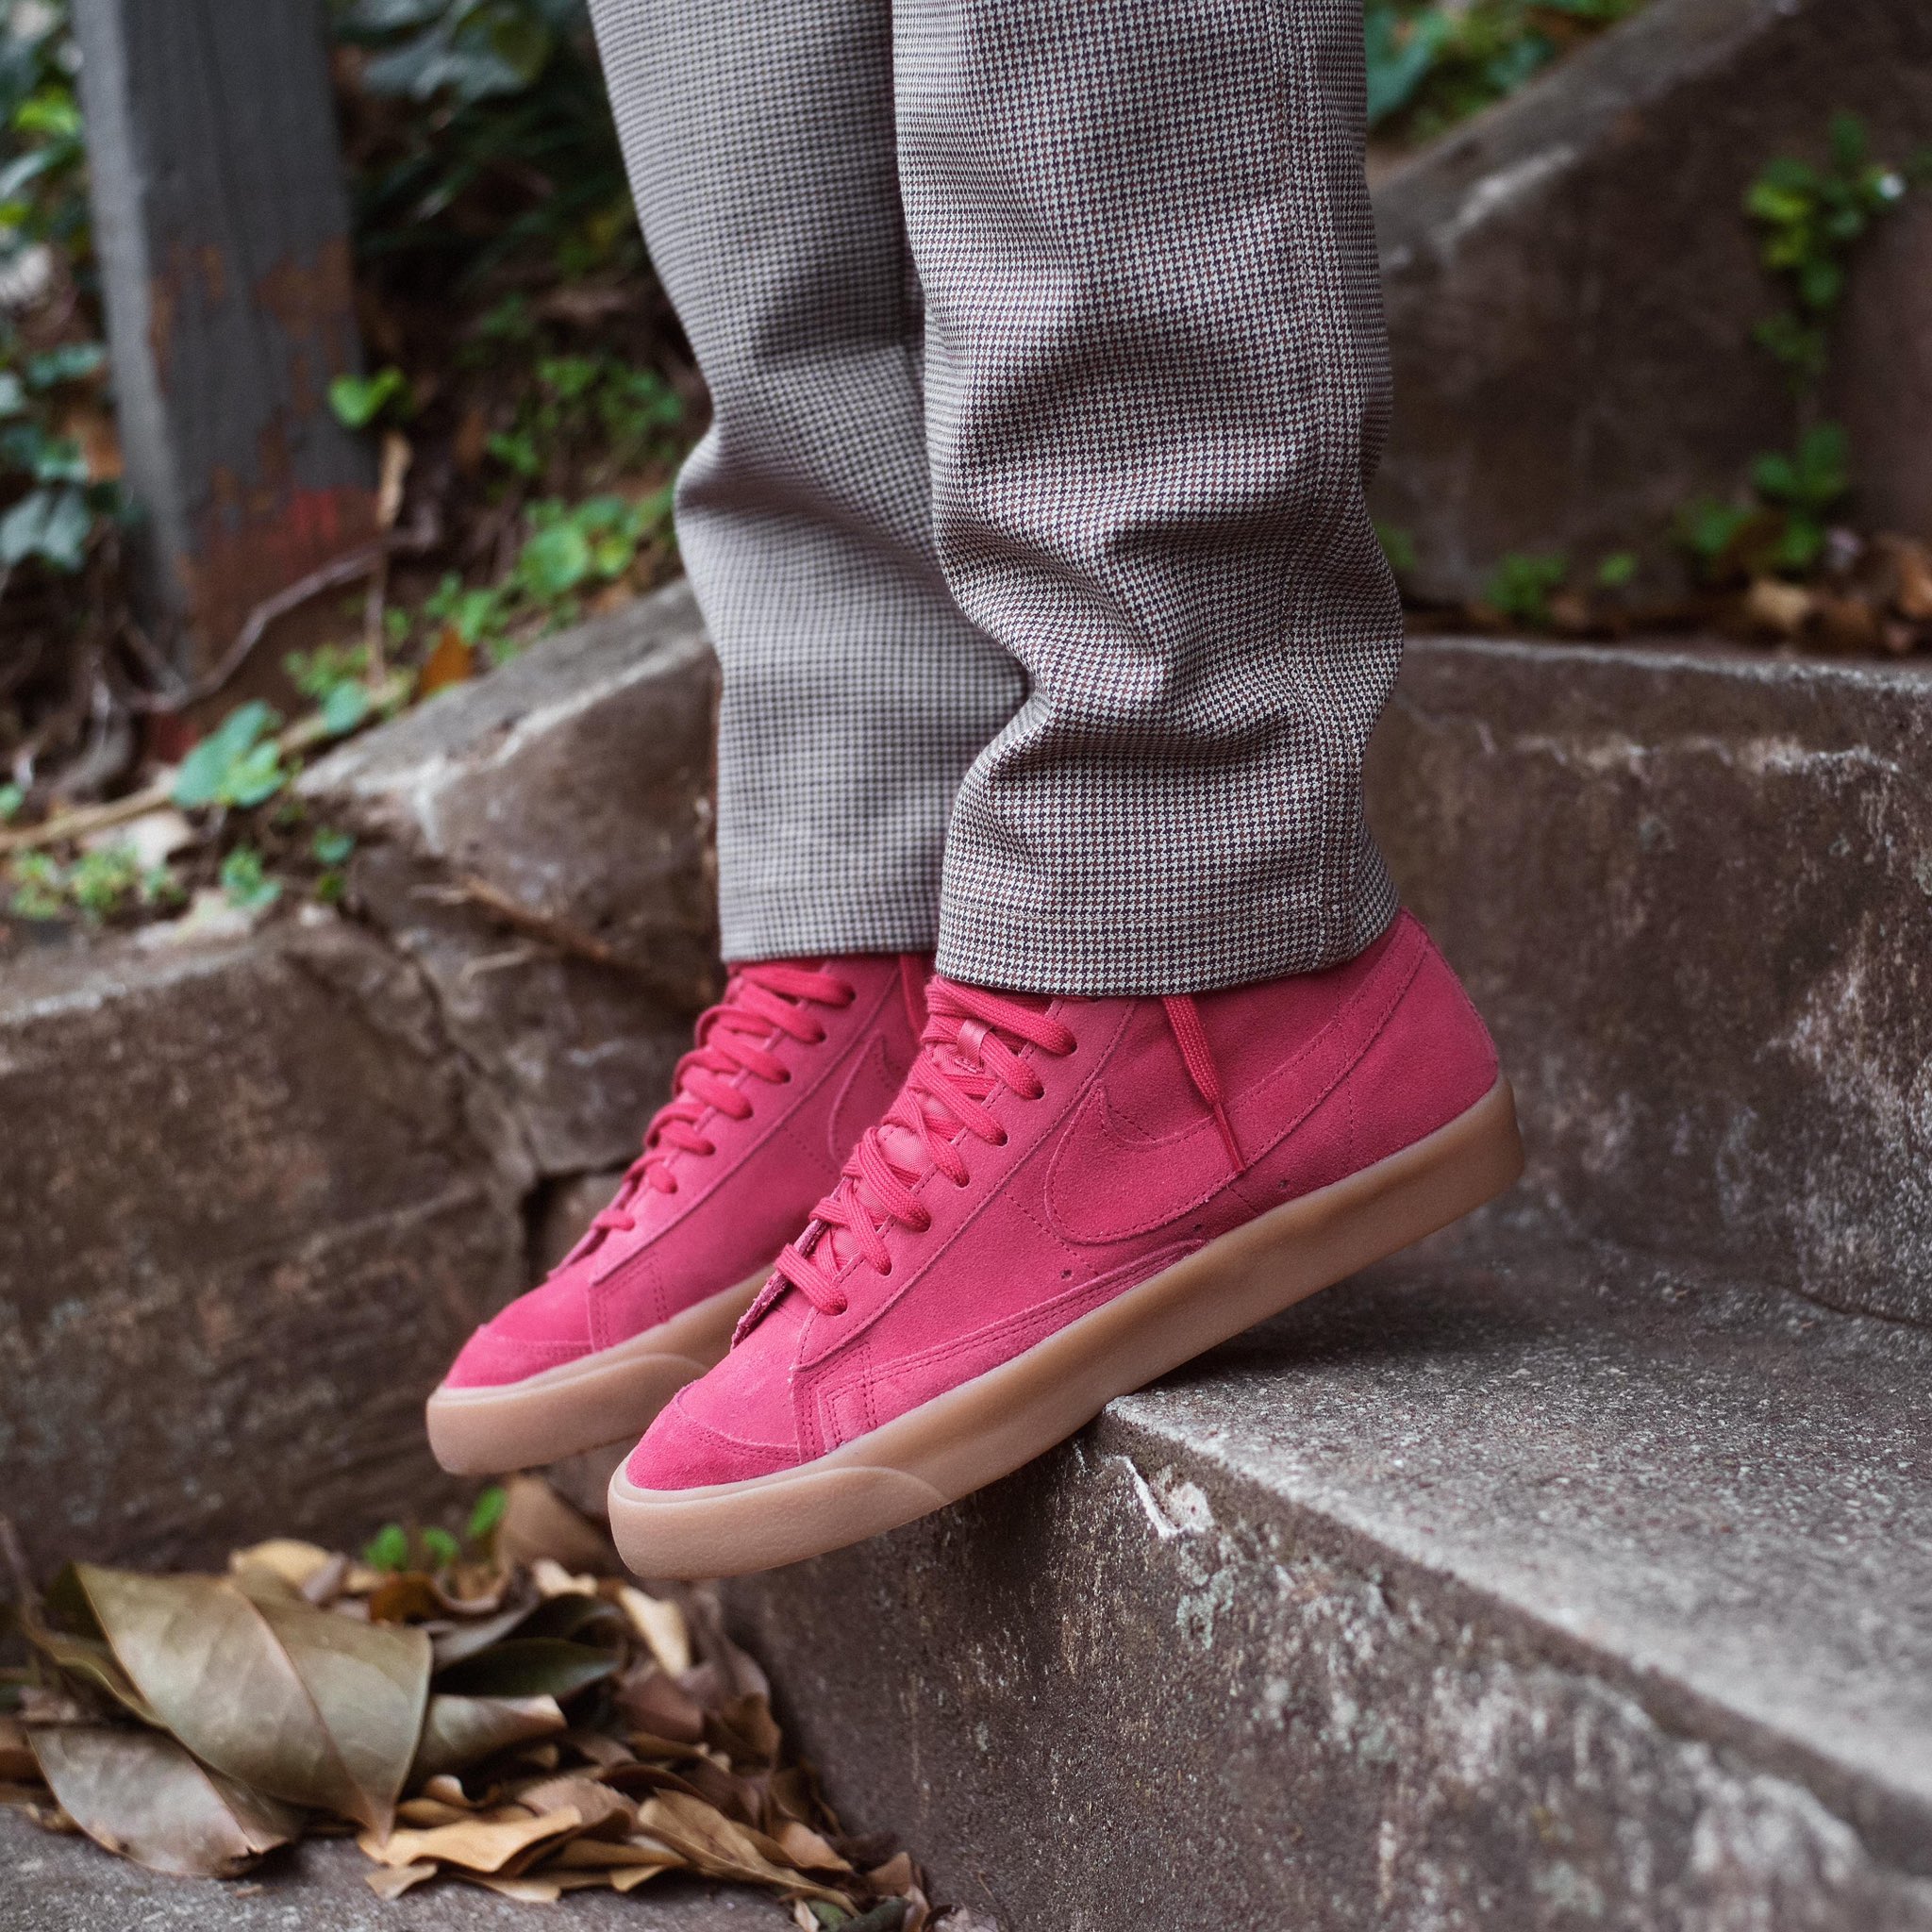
[155,512,440,715]
[0,672,412,857]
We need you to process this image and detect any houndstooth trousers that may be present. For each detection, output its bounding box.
[587,0,1403,995]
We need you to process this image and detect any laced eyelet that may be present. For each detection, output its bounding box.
[992,1130,1010,1148]
[877,1261,892,1278]
[826,1295,848,1316]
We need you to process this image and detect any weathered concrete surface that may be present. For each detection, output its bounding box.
[729,1237,1932,1927]
[304,588,719,1177]
[0,917,526,1578]
[1370,635,1932,1327]
[0,1807,790,1932]
[0,591,721,1579]
[1371,0,1932,598]
[1831,192,1932,546]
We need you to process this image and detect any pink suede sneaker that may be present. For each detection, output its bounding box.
[607,911,1523,1576]
[426,954,928,1474]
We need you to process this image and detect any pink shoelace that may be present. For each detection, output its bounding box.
[758,978,1239,1325]
[591,960,856,1237]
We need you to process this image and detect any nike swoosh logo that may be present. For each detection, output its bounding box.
[1044,920,1424,1246]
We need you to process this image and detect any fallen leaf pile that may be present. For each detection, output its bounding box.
[1733,530,1932,656]
[0,1479,927,1927]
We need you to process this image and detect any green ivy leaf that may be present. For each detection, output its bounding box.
[327,366,411,430]
[516,519,593,599]
[418,1527,460,1571]
[362,1524,410,1574]
[465,1486,508,1545]
[0,485,93,572]
[172,702,283,810]
[320,681,371,738]
[218,845,283,911]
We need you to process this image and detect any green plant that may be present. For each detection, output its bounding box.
[360,1509,489,1574]
[0,337,120,575]
[6,850,64,920]
[285,642,379,736]
[5,842,181,923]
[1374,520,1418,578]
[326,364,413,429]
[361,1522,410,1572]
[419,488,671,661]
[1595,551,1639,590]
[1485,551,1570,626]
[486,353,685,487]
[1749,423,1852,574]
[335,0,639,292]
[219,844,283,911]
[173,703,290,810]
[0,5,126,586]
[311,827,356,903]
[0,1,90,279]
[1364,0,1644,143]
[1745,114,1921,390]
[466,1484,508,1542]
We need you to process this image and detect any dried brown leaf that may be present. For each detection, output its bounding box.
[616,1586,691,1674]
[364,1860,439,1899]
[497,1478,612,1575]
[77,1565,428,1833]
[366,1574,446,1624]
[0,1718,39,1783]
[610,1863,671,1892]
[1744,575,1813,639]
[358,1804,583,1874]
[516,1774,636,1840]
[398,1796,475,1827]
[31,1726,299,1879]
[1877,533,1932,622]
[616,1664,708,1745]
[410,1692,567,1785]
[530,1558,600,1599]
[429,1595,540,1670]
[227,1541,336,1593]
[637,1790,852,1906]
[547,1837,681,1873]
[776,1818,853,1874]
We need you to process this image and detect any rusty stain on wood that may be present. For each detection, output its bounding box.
[76,0,378,674]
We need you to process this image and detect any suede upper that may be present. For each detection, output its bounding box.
[626,911,1498,1488]
[442,954,925,1390]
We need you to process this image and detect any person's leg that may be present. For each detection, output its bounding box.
[429,0,1022,1474]
[589,0,1023,962]
[903,0,1401,994]
[607,0,1524,1578]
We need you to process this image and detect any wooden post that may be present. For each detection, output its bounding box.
[74,0,376,677]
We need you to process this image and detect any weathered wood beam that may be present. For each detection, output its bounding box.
[74,0,376,675]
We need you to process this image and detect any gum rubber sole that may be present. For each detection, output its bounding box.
[608,1078,1524,1578]
[425,1268,770,1475]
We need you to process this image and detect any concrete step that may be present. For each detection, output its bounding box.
[10,589,1931,1926]
[1371,0,1932,597]
[0,1807,790,1932]
[2,591,715,1578]
[725,1228,1932,1928]
[1370,635,1932,1330]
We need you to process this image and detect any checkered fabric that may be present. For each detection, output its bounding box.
[589,0,1401,994]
